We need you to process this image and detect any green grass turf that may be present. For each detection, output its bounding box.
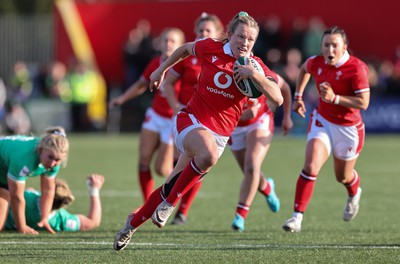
[1,133,399,263]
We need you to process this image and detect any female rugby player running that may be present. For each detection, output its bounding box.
[282,26,370,232]
[113,11,282,251]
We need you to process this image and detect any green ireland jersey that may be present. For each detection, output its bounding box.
[0,135,60,185]
[5,189,80,231]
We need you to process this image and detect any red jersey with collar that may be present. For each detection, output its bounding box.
[184,38,276,136]
[306,55,370,126]
[170,55,202,105]
[141,56,178,118]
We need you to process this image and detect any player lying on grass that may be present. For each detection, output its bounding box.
[1,174,104,232]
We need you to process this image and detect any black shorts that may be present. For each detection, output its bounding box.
[0,182,9,190]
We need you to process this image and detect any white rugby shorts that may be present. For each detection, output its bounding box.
[173,111,229,157]
[228,111,274,151]
[307,109,365,160]
[142,107,173,145]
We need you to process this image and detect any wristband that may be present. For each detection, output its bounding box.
[89,188,100,197]
[333,95,340,105]
[294,92,303,101]
[86,178,100,196]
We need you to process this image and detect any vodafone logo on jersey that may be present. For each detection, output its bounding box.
[213,72,232,89]
[206,71,235,99]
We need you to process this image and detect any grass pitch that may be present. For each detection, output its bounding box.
[1,133,399,263]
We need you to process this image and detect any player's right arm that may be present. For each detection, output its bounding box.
[108,78,148,109]
[8,178,38,234]
[277,75,294,135]
[37,175,56,234]
[293,63,311,118]
[149,42,194,92]
[77,174,105,231]
[163,72,183,115]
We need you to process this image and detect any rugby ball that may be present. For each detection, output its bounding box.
[234,57,264,98]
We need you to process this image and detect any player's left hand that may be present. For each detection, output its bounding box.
[281,116,294,136]
[233,63,255,83]
[149,68,165,92]
[319,82,336,103]
[37,219,56,234]
[87,174,105,190]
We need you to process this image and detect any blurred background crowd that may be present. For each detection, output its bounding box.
[0,0,399,135]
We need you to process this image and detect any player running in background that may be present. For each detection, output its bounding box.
[109,28,185,203]
[113,11,283,251]
[3,174,105,232]
[230,73,293,232]
[163,12,223,225]
[0,127,69,234]
[282,26,370,232]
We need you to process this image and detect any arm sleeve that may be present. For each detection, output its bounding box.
[49,208,81,232]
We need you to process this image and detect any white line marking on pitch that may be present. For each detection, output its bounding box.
[1,241,399,249]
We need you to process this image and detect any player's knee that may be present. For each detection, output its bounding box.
[244,165,257,178]
[303,164,319,176]
[155,166,171,177]
[139,163,150,172]
[197,150,218,170]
